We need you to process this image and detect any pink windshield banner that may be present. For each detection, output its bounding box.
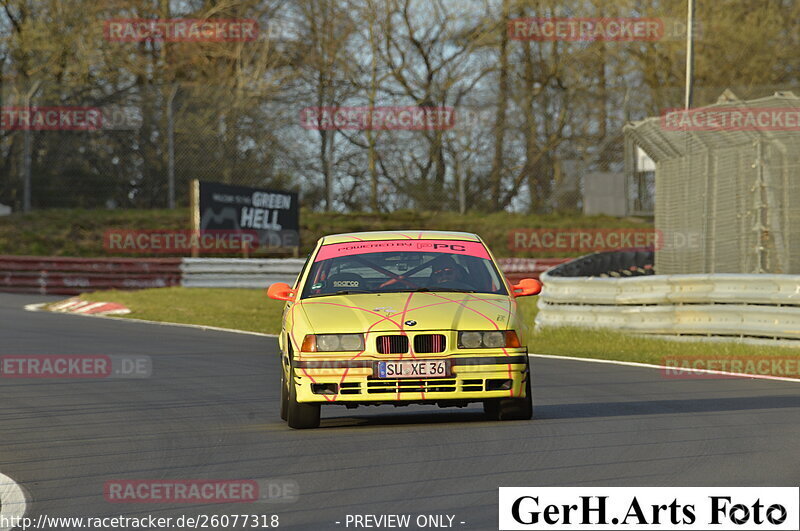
[315,240,490,262]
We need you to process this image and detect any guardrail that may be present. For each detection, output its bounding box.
[0,256,182,295]
[536,252,800,341]
[181,258,307,288]
[179,257,570,289]
[536,300,800,340]
[540,273,800,306]
[0,255,570,294]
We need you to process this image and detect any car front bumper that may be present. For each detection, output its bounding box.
[291,351,530,404]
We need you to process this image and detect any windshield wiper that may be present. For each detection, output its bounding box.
[412,287,475,293]
[334,290,371,295]
[433,288,475,293]
[306,290,371,298]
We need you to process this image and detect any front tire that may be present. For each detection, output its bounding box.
[286,368,321,429]
[483,367,533,421]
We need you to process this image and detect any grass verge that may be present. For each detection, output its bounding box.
[75,287,284,335]
[530,327,800,364]
[1,207,650,258]
[67,288,800,379]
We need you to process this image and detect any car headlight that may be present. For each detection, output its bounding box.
[482,331,506,348]
[457,330,521,349]
[317,334,341,351]
[459,331,483,349]
[301,334,365,352]
[339,334,365,351]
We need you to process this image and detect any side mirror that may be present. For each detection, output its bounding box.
[267,282,296,302]
[511,278,542,297]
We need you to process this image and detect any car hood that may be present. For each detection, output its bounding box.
[297,291,513,333]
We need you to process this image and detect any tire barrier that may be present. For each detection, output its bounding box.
[495,257,572,283]
[543,249,654,278]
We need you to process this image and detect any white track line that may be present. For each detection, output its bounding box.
[0,472,27,531]
[24,302,277,338]
[529,353,800,384]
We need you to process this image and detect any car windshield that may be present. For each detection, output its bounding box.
[300,240,508,298]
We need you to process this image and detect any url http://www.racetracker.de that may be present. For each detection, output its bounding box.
[0,513,282,529]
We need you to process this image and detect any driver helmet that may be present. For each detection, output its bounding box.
[431,256,464,284]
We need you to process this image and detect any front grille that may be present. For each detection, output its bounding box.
[414,334,446,353]
[367,379,457,394]
[376,335,409,354]
[330,379,488,395]
[461,379,483,392]
[339,382,361,395]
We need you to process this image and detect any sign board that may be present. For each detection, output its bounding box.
[193,180,299,255]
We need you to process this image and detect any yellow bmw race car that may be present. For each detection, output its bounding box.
[267,230,542,429]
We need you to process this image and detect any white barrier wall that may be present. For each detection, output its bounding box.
[536,272,800,341]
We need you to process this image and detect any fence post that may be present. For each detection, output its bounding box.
[20,81,41,212]
[166,83,178,209]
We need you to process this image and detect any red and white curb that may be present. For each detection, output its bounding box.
[47,297,131,316]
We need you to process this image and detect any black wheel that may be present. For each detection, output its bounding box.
[483,398,500,419]
[483,366,533,421]
[279,366,289,421]
[286,368,321,429]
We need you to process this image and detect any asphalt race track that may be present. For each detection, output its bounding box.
[1,292,799,530]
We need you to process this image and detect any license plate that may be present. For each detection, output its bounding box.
[376,360,450,378]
